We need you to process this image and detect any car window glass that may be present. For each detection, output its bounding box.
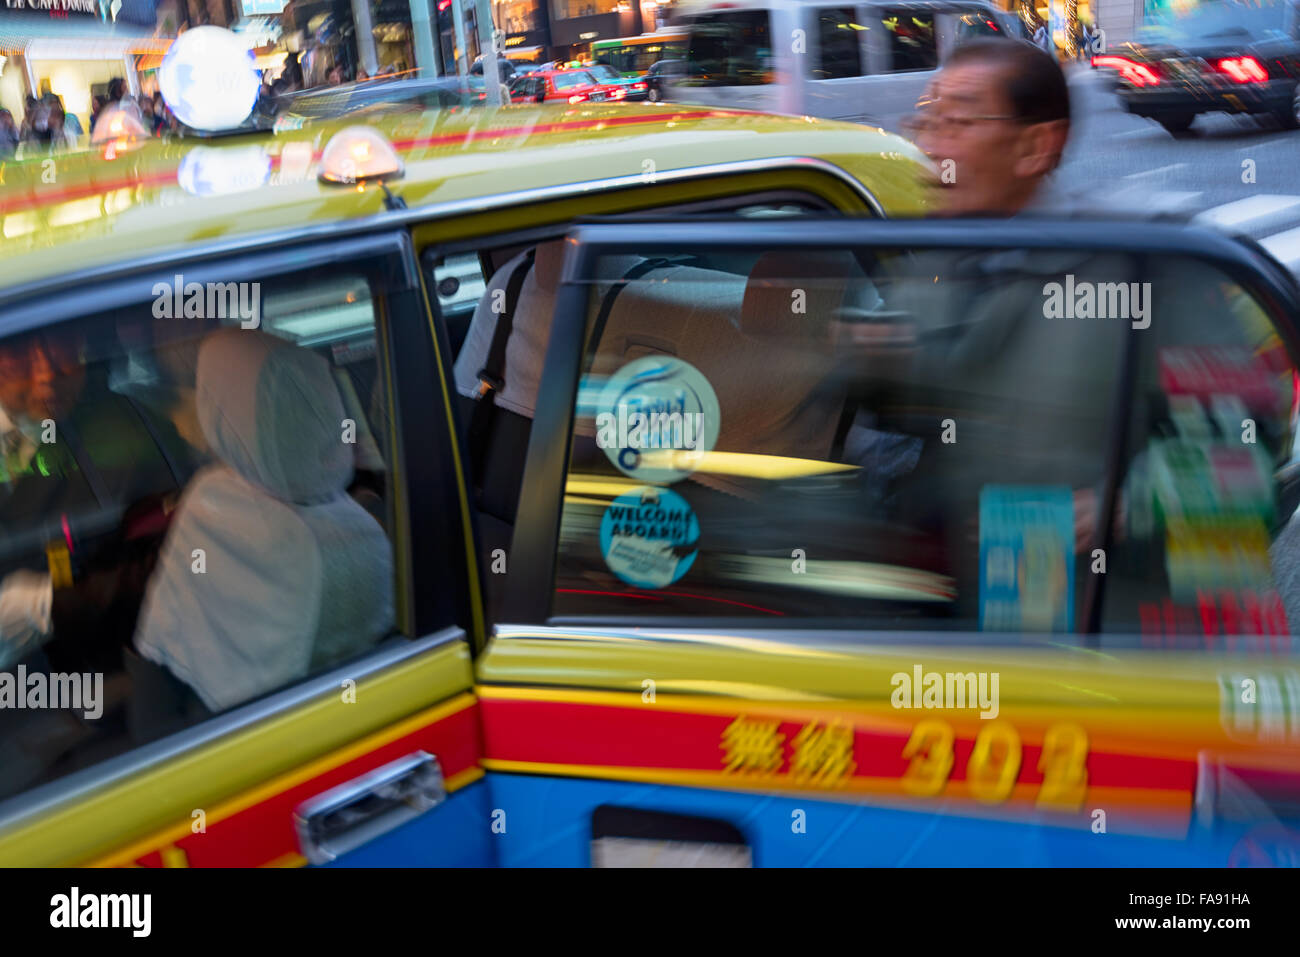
[687,10,774,86]
[549,242,1294,635]
[553,72,596,90]
[0,263,400,802]
[1100,283,1297,644]
[814,6,867,78]
[882,10,938,72]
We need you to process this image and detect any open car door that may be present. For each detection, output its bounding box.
[476,218,1300,866]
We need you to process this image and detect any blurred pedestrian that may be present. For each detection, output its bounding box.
[46,104,77,151]
[46,94,83,140]
[0,109,18,158]
[905,37,1071,216]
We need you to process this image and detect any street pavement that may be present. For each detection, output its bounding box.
[1064,65,1300,268]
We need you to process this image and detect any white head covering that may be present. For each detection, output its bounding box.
[136,329,393,712]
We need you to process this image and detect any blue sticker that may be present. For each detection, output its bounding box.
[979,485,1074,633]
[594,356,720,486]
[599,487,700,589]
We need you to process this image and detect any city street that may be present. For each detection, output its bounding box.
[1063,65,1300,269]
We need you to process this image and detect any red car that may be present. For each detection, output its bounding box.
[508,68,629,105]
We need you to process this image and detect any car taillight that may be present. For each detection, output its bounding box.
[611,88,627,99]
[1093,55,1161,87]
[633,82,647,89]
[1217,56,1268,83]
[568,93,588,103]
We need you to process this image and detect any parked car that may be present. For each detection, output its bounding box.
[507,68,629,103]
[646,57,687,101]
[1095,0,1300,134]
[277,77,482,120]
[584,62,652,100]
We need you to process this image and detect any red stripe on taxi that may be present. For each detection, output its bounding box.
[132,701,482,868]
[479,696,1196,792]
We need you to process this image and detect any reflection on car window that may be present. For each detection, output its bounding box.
[814,7,866,79]
[687,10,774,86]
[0,265,398,802]
[553,72,597,90]
[883,11,938,72]
[1103,287,1295,643]
[551,242,1295,639]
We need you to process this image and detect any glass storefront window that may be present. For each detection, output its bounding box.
[552,0,624,21]
[495,0,543,34]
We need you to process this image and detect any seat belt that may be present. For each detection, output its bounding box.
[468,248,536,484]
[590,255,701,348]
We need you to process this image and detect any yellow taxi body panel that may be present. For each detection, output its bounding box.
[0,102,932,295]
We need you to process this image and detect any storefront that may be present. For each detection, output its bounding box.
[0,7,170,135]
[547,0,640,60]
[496,0,551,60]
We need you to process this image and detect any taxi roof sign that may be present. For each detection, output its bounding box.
[158,26,262,132]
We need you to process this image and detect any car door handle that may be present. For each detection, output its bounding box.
[293,751,446,865]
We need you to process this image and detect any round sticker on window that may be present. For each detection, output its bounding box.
[600,487,700,589]
[595,356,720,485]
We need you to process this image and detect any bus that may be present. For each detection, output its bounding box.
[590,30,688,76]
[675,0,1013,130]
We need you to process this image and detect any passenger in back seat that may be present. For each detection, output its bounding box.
[454,241,568,421]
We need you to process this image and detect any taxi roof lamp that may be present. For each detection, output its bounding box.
[158,26,262,132]
[90,104,148,147]
[319,126,405,186]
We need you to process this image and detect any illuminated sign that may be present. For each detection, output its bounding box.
[3,0,98,11]
[579,31,599,39]
[240,0,287,14]
[505,35,526,46]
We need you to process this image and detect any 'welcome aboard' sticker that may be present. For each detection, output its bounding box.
[600,488,700,589]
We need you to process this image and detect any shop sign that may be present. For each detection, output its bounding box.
[4,0,100,13]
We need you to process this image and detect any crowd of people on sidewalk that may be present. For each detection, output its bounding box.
[0,78,179,159]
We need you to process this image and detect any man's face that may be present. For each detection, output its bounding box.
[0,336,85,422]
[912,60,1064,216]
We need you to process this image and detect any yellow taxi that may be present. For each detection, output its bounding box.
[0,44,1298,869]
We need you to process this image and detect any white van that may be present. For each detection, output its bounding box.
[672,0,1020,131]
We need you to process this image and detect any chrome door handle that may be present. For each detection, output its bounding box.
[294,751,446,865]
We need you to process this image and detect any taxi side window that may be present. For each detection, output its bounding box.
[1100,279,1297,643]
[549,241,1296,637]
[813,6,867,79]
[0,264,399,803]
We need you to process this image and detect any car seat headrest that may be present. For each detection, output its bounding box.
[197,328,352,505]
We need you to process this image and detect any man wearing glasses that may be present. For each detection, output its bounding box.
[903,37,1072,217]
